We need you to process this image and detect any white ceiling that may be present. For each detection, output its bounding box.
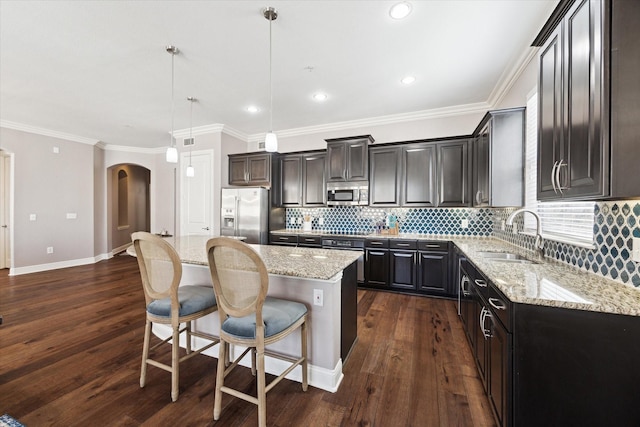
[0,0,557,149]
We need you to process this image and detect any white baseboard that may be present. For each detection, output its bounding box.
[10,256,103,276]
[152,324,344,393]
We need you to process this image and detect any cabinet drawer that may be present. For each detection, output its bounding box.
[298,235,322,247]
[417,241,448,251]
[390,240,417,250]
[270,234,298,245]
[488,283,511,332]
[365,238,389,249]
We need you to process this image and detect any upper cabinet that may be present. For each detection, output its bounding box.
[535,0,640,201]
[229,152,275,187]
[325,135,374,182]
[369,146,402,207]
[472,108,525,207]
[276,151,326,207]
[438,138,471,207]
[369,138,470,208]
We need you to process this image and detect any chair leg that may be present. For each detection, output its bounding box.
[140,319,152,388]
[301,320,308,392]
[214,340,227,420]
[256,347,267,427]
[171,324,180,402]
[186,321,192,354]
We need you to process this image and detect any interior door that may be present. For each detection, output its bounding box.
[181,150,214,235]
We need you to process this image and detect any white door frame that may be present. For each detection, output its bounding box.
[0,152,13,270]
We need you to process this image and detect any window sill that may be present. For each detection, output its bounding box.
[520,230,595,250]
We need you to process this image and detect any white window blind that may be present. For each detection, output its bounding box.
[524,91,595,246]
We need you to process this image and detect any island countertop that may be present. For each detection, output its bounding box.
[128,235,362,281]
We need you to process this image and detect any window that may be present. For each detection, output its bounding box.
[523,91,595,247]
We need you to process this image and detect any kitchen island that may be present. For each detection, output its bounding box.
[128,235,361,392]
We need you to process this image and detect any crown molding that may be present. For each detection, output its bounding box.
[101,144,163,154]
[246,102,490,143]
[172,123,225,139]
[0,120,100,145]
[487,47,539,108]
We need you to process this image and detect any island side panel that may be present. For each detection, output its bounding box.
[341,261,357,361]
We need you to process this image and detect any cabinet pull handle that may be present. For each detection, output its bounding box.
[474,279,487,288]
[278,237,289,241]
[396,243,410,247]
[475,190,481,205]
[551,161,558,194]
[461,275,470,296]
[556,159,566,194]
[370,242,383,246]
[488,297,506,311]
[425,244,441,248]
[480,307,492,339]
[304,238,315,242]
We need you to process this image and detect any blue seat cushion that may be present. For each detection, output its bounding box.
[222,297,307,339]
[147,285,217,317]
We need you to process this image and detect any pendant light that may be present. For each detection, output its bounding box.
[263,7,278,153]
[186,97,196,177]
[165,45,179,163]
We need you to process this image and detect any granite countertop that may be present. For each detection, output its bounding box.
[271,229,640,316]
[270,229,456,241]
[452,238,640,317]
[128,234,362,281]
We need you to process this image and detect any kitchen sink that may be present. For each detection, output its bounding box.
[477,251,539,264]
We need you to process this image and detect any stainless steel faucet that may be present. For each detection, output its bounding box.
[506,208,545,252]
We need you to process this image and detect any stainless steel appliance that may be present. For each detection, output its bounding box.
[322,237,365,283]
[221,187,269,244]
[326,182,369,206]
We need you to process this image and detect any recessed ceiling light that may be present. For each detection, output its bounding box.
[390,2,412,20]
[401,76,416,85]
[313,93,328,102]
[246,105,259,113]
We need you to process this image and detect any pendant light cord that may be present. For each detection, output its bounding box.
[189,97,193,165]
[269,14,273,133]
[171,50,175,148]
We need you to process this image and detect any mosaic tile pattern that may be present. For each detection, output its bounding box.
[284,206,493,236]
[493,202,640,289]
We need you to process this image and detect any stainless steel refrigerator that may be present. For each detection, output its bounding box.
[220,187,270,244]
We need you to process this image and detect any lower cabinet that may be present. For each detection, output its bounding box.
[417,241,450,295]
[364,238,453,297]
[461,257,511,427]
[364,238,390,288]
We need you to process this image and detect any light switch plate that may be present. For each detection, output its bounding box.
[460,219,469,229]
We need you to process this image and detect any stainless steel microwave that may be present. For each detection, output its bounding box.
[327,182,369,206]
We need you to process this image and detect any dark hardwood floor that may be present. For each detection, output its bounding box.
[0,255,495,426]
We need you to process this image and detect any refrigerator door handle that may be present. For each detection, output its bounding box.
[234,196,239,236]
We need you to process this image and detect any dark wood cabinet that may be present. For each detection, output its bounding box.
[325,135,373,183]
[279,155,303,206]
[269,234,298,246]
[437,139,471,207]
[401,143,437,207]
[389,240,417,290]
[277,151,326,208]
[489,313,510,427]
[417,249,449,295]
[536,0,640,200]
[471,109,524,207]
[229,153,273,187]
[364,249,389,288]
[302,153,326,207]
[369,146,401,207]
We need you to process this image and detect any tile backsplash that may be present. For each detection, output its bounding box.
[492,201,640,288]
[284,201,640,289]
[285,206,492,236]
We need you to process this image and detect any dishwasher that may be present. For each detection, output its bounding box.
[321,237,365,284]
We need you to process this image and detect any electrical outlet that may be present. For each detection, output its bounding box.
[318,217,324,226]
[289,217,296,225]
[46,247,54,254]
[313,289,323,306]
[297,217,302,224]
[460,219,469,229]
[633,237,640,263]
